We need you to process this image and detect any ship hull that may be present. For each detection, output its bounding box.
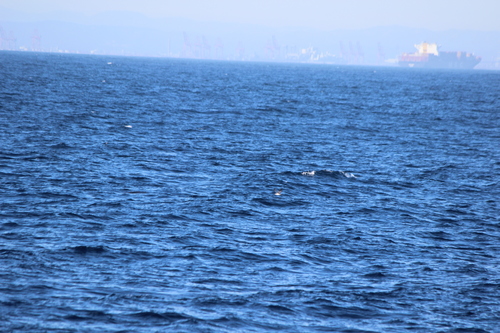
[399,52,481,69]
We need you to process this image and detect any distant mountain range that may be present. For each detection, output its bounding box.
[1,6,499,69]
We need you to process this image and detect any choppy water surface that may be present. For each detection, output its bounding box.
[1,52,499,332]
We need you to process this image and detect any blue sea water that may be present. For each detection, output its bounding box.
[0,51,499,332]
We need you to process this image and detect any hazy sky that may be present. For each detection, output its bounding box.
[2,0,499,31]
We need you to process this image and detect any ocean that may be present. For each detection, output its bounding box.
[1,51,499,332]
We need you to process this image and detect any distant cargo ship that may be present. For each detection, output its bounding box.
[399,42,481,69]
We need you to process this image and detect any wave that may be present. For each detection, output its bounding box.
[130,311,190,321]
[300,170,357,178]
[252,197,310,207]
[67,245,108,254]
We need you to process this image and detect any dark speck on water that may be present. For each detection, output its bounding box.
[1,51,499,332]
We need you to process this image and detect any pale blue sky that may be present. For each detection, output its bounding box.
[2,0,499,31]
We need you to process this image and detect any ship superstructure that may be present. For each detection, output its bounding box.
[399,42,481,69]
